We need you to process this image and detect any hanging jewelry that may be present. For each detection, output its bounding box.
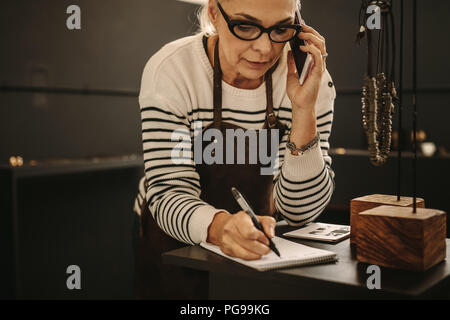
[358,0,398,166]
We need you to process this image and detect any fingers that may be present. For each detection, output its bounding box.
[235,233,271,256]
[222,226,270,260]
[298,23,327,68]
[258,216,276,239]
[221,238,261,261]
[219,211,275,260]
[299,43,324,76]
[298,32,326,57]
[234,212,269,246]
[301,23,325,42]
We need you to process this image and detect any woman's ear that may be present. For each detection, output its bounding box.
[207,0,219,27]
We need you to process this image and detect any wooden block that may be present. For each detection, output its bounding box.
[350,194,425,245]
[356,205,446,271]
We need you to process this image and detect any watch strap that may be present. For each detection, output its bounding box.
[287,132,320,155]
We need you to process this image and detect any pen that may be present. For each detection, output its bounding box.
[231,187,281,258]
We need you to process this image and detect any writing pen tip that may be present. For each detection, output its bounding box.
[272,247,281,258]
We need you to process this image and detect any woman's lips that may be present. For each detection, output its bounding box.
[246,59,269,69]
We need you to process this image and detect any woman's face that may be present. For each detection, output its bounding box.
[210,0,296,81]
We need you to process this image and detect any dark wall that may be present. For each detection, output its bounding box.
[0,0,201,162]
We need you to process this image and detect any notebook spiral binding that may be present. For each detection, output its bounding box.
[260,255,338,271]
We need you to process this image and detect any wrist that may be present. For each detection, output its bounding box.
[289,129,317,147]
[290,125,317,152]
[290,108,316,151]
[291,103,316,121]
[206,211,232,245]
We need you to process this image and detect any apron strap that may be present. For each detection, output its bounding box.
[213,38,223,130]
[264,59,280,129]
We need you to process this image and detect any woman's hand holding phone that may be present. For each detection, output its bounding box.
[286,22,328,150]
[286,22,328,114]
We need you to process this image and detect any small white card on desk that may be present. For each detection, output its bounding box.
[283,223,350,243]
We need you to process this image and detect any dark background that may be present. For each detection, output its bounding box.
[1,0,449,299]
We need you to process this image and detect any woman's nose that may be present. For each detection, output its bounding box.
[252,32,272,55]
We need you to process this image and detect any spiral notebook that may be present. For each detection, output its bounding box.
[200,236,337,271]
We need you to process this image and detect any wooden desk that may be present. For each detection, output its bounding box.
[162,222,450,299]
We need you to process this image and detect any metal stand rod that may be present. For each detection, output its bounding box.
[397,0,404,202]
[412,0,417,213]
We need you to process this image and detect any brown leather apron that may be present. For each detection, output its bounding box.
[135,38,287,299]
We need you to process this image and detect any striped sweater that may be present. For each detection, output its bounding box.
[133,32,336,245]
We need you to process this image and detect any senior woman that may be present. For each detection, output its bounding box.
[133,0,336,298]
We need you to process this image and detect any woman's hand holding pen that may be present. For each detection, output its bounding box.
[286,23,327,150]
[207,211,276,261]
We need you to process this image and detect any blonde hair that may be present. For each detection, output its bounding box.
[196,0,302,36]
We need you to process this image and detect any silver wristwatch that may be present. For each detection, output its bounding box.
[287,132,320,155]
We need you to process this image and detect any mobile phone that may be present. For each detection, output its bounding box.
[289,10,313,85]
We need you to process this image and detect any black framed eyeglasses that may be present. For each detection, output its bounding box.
[216,1,302,43]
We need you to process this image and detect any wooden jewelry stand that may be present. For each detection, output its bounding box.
[351,0,446,271]
[355,204,446,271]
[350,194,425,245]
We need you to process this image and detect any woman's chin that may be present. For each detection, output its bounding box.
[241,68,267,80]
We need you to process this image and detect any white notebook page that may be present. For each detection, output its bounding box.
[200,236,337,271]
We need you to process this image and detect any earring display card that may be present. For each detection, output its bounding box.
[283,222,350,243]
